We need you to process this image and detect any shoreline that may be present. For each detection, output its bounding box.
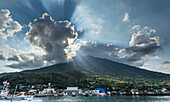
[112,94,170,96]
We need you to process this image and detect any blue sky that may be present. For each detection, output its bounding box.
[0,0,170,74]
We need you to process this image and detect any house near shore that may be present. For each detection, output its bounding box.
[28,89,37,95]
[86,90,100,95]
[39,83,56,94]
[39,88,56,94]
[147,89,155,94]
[64,87,83,95]
[111,91,118,94]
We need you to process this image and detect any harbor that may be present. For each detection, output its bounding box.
[0,80,170,102]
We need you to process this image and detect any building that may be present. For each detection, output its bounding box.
[39,83,56,94]
[87,90,100,95]
[66,87,78,91]
[39,88,56,94]
[147,89,155,94]
[64,87,82,95]
[28,89,37,95]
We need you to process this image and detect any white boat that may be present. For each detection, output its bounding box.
[6,92,34,99]
[0,98,42,102]
[0,91,41,102]
[0,90,9,98]
[72,92,76,97]
[96,93,107,96]
[54,94,58,96]
[0,81,38,101]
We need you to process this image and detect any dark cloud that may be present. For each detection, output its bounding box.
[126,42,161,62]
[78,40,120,62]
[5,13,78,69]
[5,58,44,69]
[0,52,6,60]
[162,61,170,65]
[25,13,78,63]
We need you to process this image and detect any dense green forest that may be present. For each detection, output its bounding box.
[0,67,169,91]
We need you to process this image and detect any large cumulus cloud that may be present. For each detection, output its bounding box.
[0,9,22,40]
[5,13,79,69]
[120,26,162,66]
[25,13,78,63]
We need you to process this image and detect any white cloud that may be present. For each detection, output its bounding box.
[118,26,162,66]
[122,12,129,22]
[132,25,141,30]
[129,27,159,47]
[153,61,170,72]
[0,9,22,40]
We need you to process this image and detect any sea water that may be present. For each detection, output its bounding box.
[40,96,170,102]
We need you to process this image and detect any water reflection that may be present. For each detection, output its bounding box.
[41,96,170,102]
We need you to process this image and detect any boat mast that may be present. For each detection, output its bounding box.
[11,85,18,102]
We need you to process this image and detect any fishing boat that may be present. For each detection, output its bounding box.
[0,98,42,102]
[0,81,42,102]
[96,93,107,96]
[6,92,33,99]
[0,90,9,98]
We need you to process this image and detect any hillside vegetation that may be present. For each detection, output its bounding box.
[0,56,169,90]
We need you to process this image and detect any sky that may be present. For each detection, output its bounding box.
[0,0,170,74]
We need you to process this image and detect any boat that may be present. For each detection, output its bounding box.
[0,89,35,100]
[72,92,76,97]
[6,92,33,99]
[107,91,111,96]
[0,81,41,102]
[0,90,9,98]
[53,94,58,96]
[0,98,42,102]
[96,93,107,96]
[95,88,107,96]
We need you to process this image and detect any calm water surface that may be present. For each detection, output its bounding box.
[40,96,170,102]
